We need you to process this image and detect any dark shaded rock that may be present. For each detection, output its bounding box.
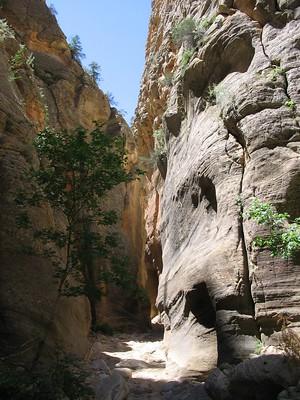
[205,355,300,400]
[165,111,182,137]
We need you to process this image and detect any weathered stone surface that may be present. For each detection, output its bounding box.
[0,0,142,362]
[205,354,300,400]
[113,367,133,380]
[134,0,300,377]
[95,370,129,400]
[278,380,300,400]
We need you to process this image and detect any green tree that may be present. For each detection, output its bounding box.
[16,126,141,330]
[246,198,300,260]
[87,61,102,85]
[68,35,85,63]
[106,91,118,107]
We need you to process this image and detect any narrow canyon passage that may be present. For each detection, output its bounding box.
[1,0,300,399]
[88,332,210,400]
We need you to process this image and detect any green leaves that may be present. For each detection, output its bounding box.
[172,18,196,46]
[16,125,142,314]
[0,18,15,42]
[246,198,300,260]
[172,15,217,48]
[86,61,102,85]
[68,35,85,63]
[9,44,34,81]
[181,49,195,74]
[31,126,133,220]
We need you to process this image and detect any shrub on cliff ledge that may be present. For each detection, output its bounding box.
[0,18,15,42]
[86,61,102,85]
[180,49,195,74]
[153,128,167,159]
[246,198,300,260]
[172,15,216,47]
[68,35,86,63]
[172,18,196,46]
[9,44,35,80]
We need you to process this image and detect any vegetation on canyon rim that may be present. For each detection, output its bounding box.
[16,126,143,329]
[68,34,86,63]
[0,19,35,81]
[247,198,300,260]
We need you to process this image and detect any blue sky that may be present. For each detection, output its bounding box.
[47,1,151,123]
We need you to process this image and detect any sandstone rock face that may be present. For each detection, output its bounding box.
[134,0,300,374]
[0,0,141,361]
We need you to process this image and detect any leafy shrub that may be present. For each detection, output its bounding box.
[68,35,86,63]
[9,44,34,81]
[0,18,15,42]
[269,64,284,81]
[162,72,174,87]
[153,128,166,158]
[195,15,216,44]
[198,14,217,31]
[172,15,217,47]
[139,129,167,170]
[205,83,227,106]
[206,84,217,104]
[254,338,264,355]
[284,99,296,111]
[181,49,195,74]
[246,198,300,260]
[172,18,196,46]
[0,356,93,400]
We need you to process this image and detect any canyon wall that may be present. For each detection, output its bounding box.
[134,0,300,373]
[0,0,143,362]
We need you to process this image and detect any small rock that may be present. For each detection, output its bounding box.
[151,314,164,330]
[95,371,129,400]
[91,359,111,374]
[116,359,151,370]
[218,4,236,15]
[113,367,132,380]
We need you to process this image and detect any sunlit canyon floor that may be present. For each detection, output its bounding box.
[88,332,210,399]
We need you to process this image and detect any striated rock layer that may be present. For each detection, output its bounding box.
[134,0,300,373]
[0,0,144,361]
